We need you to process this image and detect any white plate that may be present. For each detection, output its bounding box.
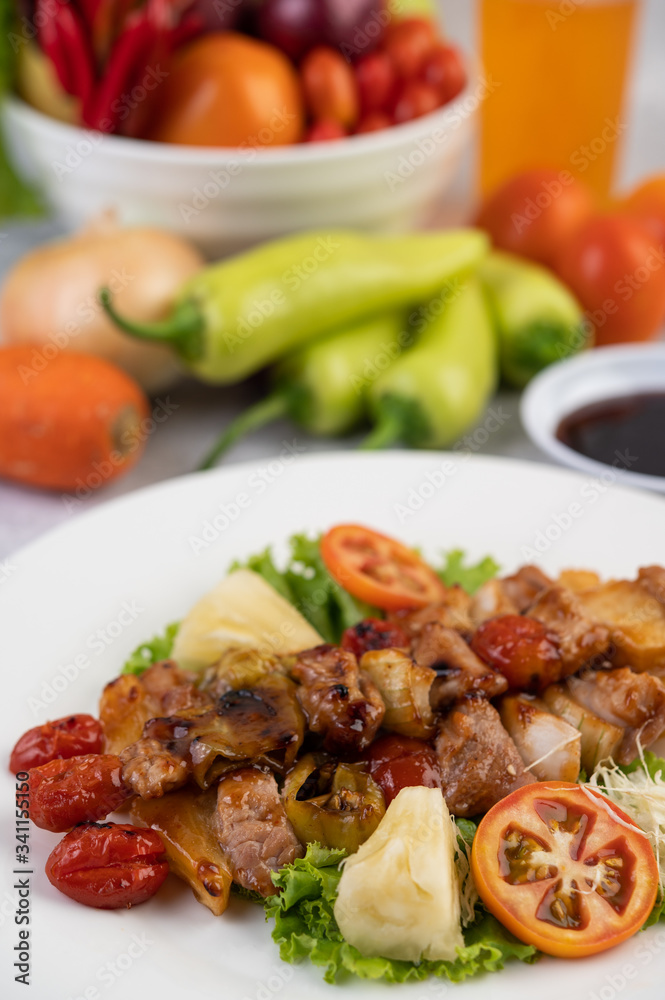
[2,452,665,1000]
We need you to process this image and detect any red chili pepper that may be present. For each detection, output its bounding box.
[37,0,95,106]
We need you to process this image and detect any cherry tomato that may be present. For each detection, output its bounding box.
[471,781,659,958]
[342,618,409,657]
[355,112,392,134]
[422,43,467,103]
[9,714,103,773]
[320,524,448,612]
[301,46,359,128]
[29,754,128,832]
[383,17,437,79]
[620,174,665,246]
[367,733,441,805]
[554,214,665,345]
[354,51,396,115]
[46,821,169,909]
[476,169,595,269]
[391,80,440,124]
[305,119,348,142]
[148,32,304,147]
[471,615,561,693]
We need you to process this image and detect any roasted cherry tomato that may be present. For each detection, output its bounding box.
[471,781,659,958]
[305,119,348,142]
[355,112,392,134]
[320,524,448,612]
[384,17,437,79]
[46,821,169,909]
[29,754,128,832]
[301,46,359,128]
[471,615,561,692]
[422,43,467,103]
[367,733,441,805]
[9,714,103,773]
[342,618,409,657]
[554,213,665,345]
[476,169,595,269]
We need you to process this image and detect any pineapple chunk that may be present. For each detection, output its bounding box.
[334,786,464,963]
[172,569,322,671]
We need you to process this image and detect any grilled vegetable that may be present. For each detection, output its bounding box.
[498,693,581,782]
[360,648,436,739]
[283,754,385,854]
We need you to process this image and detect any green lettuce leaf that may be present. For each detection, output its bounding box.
[437,550,501,594]
[265,844,538,985]
[122,622,180,675]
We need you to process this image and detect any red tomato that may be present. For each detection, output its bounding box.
[391,80,440,124]
[422,43,467,103]
[29,754,128,832]
[476,169,595,269]
[555,214,665,345]
[355,112,391,134]
[471,782,659,958]
[620,174,665,246]
[471,615,561,692]
[9,714,103,773]
[367,734,441,804]
[301,46,359,128]
[384,17,437,79]
[320,524,448,612]
[305,119,348,142]
[148,32,304,146]
[342,618,409,657]
[46,822,169,909]
[354,51,396,115]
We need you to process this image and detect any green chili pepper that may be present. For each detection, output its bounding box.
[479,251,587,388]
[199,311,409,469]
[100,228,489,385]
[361,276,498,450]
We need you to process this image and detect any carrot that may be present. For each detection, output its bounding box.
[0,347,150,491]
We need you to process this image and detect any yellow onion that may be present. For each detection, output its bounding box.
[283,753,385,854]
[0,216,204,391]
[360,648,436,739]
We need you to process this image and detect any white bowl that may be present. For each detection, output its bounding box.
[1,77,477,258]
[521,344,665,494]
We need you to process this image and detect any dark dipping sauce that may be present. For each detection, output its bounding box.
[556,393,665,478]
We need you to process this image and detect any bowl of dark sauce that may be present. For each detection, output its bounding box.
[521,345,665,493]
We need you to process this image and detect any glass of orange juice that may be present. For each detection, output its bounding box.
[479,0,641,199]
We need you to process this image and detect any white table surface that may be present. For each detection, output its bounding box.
[1,0,664,561]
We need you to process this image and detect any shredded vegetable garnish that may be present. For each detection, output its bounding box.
[587,752,665,902]
[454,819,479,927]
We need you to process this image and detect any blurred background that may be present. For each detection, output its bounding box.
[1,0,664,555]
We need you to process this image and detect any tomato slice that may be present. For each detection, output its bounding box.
[471,781,658,958]
[320,524,447,611]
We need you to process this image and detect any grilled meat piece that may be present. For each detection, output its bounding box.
[413,623,507,710]
[292,645,385,753]
[527,585,611,676]
[120,736,190,799]
[435,696,535,817]
[140,660,213,715]
[501,565,552,612]
[395,586,473,638]
[638,565,665,606]
[216,767,303,896]
[565,667,665,765]
[469,579,519,626]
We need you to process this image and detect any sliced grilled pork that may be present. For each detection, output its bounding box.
[413,623,507,710]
